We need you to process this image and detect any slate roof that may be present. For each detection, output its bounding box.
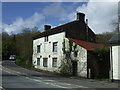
[108,32,120,45]
[68,38,103,51]
[32,20,77,40]
[32,19,95,40]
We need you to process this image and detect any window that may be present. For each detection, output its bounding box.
[53,42,58,52]
[52,58,57,67]
[74,51,78,57]
[43,58,48,67]
[37,45,40,53]
[37,58,40,66]
[44,36,48,42]
[66,51,70,58]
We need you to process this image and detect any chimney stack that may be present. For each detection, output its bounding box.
[44,25,51,31]
[77,12,85,21]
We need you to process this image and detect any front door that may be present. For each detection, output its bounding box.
[72,61,77,76]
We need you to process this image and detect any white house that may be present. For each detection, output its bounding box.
[32,13,102,78]
[109,32,120,81]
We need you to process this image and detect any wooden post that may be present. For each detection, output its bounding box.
[88,68,91,79]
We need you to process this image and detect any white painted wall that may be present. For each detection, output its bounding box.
[77,46,87,78]
[64,38,87,77]
[33,33,87,77]
[33,32,65,72]
[111,45,120,80]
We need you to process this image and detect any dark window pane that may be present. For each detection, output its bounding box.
[37,58,40,66]
[43,58,48,67]
[37,45,40,53]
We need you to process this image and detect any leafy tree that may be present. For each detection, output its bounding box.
[96,32,114,45]
[2,26,41,63]
[93,47,110,78]
[2,42,13,59]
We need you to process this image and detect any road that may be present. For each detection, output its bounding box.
[1,60,119,90]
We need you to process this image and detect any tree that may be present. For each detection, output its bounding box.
[2,27,41,63]
[32,26,39,32]
[2,42,13,59]
[96,32,114,45]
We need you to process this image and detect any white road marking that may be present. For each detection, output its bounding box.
[43,80,55,82]
[2,66,68,88]
[2,66,88,89]
[2,66,28,76]
[25,76,68,88]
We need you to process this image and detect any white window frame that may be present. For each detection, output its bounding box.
[44,36,48,42]
[43,58,48,67]
[37,58,40,66]
[53,42,58,52]
[52,58,57,67]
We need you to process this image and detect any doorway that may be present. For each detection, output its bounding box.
[72,61,77,76]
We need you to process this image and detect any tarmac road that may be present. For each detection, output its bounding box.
[1,60,119,90]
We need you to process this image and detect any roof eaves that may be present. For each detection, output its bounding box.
[68,38,103,51]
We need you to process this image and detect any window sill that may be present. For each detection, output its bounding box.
[43,66,48,67]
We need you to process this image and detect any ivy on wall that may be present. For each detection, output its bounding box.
[60,39,78,75]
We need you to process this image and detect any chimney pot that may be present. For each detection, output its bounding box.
[77,12,85,21]
[44,25,51,31]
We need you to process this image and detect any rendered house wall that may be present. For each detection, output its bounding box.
[112,45,120,80]
[33,32,65,72]
[65,38,87,77]
[33,33,87,77]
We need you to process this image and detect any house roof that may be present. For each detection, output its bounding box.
[32,20,78,39]
[32,19,95,40]
[108,32,120,45]
[68,38,103,51]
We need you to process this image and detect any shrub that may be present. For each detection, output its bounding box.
[93,47,110,78]
[93,47,110,62]
[15,58,34,69]
[59,58,72,76]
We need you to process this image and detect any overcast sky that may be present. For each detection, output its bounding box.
[1,1,119,34]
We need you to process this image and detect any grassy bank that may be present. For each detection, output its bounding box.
[15,58,34,70]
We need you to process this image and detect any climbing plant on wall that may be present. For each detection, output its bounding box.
[60,39,78,75]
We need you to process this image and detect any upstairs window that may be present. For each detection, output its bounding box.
[44,36,48,42]
[53,42,58,52]
[74,51,78,57]
[37,45,40,53]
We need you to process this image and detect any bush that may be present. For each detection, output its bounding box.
[15,58,34,69]
[93,47,110,78]
[59,58,72,76]
[93,47,110,61]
